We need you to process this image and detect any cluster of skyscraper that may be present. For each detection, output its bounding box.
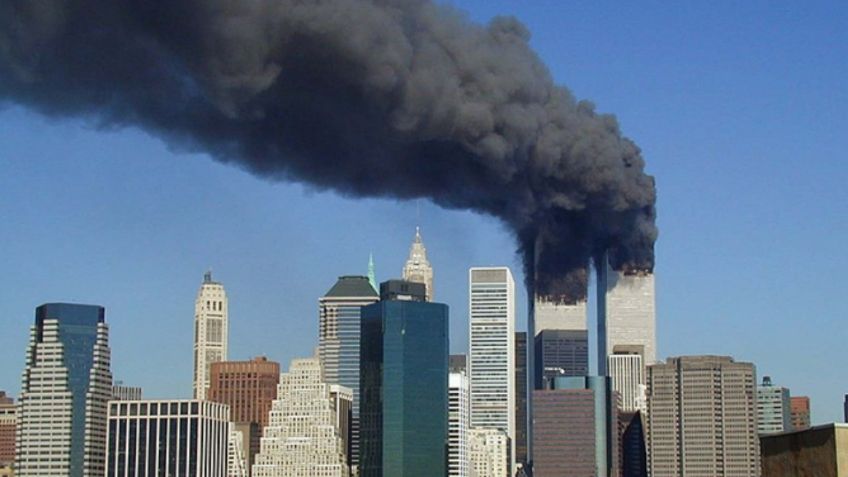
[0,227,826,477]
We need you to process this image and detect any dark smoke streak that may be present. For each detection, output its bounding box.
[0,0,656,302]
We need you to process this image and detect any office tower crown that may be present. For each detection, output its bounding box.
[194,271,228,400]
[402,226,434,301]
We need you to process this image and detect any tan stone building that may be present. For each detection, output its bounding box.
[761,424,848,476]
[647,356,760,477]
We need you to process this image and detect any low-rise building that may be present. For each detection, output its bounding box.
[761,423,848,476]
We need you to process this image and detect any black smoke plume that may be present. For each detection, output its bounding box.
[0,0,656,302]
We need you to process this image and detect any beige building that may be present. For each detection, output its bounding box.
[761,424,848,477]
[194,270,228,400]
[252,354,350,477]
[647,356,760,477]
[469,428,509,477]
[402,227,434,301]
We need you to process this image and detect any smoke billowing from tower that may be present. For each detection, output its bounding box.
[0,0,656,301]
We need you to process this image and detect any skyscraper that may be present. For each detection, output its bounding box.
[469,267,516,470]
[534,329,589,388]
[514,332,528,467]
[532,376,620,477]
[208,356,280,475]
[468,428,510,477]
[790,396,811,431]
[0,393,14,467]
[448,372,470,477]
[194,271,228,400]
[607,350,647,413]
[757,376,792,435]
[360,280,449,477]
[620,411,648,477]
[367,253,377,292]
[532,296,587,335]
[402,227,434,301]
[111,382,142,401]
[597,265,657,370]
[16,303,113,477]
[647,356,760,477]
[252,354,350,477]
[105,400,231,477]
[319,275,379,470]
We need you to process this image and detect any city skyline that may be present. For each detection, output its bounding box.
[1,0,847,429]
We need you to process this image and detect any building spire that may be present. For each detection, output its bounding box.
[368,253,377,292]
[402,226,433,301]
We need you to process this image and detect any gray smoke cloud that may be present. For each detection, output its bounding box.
[0,0,656,302]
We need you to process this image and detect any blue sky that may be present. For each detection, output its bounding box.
[1,2,846,422]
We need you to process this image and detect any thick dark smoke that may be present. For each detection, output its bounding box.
[0,0,656,302]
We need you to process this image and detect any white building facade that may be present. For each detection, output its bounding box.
[469,428,510,477]
[757,376,792,435]
[402,227,434,301]
[533,296,587,335]
[449,372,470,477]
[16,303,113,477]
[607,353,647,413]
[194,271,228,400]
[469,267,515,472]
[252,354,349,477]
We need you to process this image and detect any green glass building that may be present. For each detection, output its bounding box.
[360,281,449,477]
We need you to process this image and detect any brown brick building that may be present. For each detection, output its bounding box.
[208,357,280,475]
[790,396,811,431]
[0,392,15,466]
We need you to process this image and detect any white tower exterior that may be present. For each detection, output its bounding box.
[533,296,587,335]
[194,270,228,400]
[469,267,515,472]
[252,354,349,477]
[449,372,470,477]
[469,428,510,477]
[757,377,792,435]
[16,304,112,477]
[402,227,434,301]
[607,353,647,413]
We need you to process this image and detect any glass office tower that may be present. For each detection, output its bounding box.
[359,281,449,477]
[17,303,113,477]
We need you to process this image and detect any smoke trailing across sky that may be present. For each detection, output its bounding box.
[0,0,656,302]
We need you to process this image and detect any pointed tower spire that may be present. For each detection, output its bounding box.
[368,253,377,292]
[402,226,434,301]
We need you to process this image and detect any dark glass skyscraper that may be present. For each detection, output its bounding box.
[17,303,113,477]
[534,329,589,389]
[360,281,449,477]
[515,331,528,467]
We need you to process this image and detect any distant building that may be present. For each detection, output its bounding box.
[105,400,230,477]
[402,227,434,301]
[647,356,760,477]
[252,354,350,477]
[111,383,142,401]
[608,350,647,413]
[534,329,589,388]
[231,422,260,477]
[844,395,847,424]
[228,427,250,477]
[208,356,280,476]
[469,428,510,477]
[16,303,113,477]
[469,267,516,471]
[448,372,470,477]
[757,376,792,435]
[360,280,449,477]
[330,384,353,468]
[0,393,14,467]
[514,332,528,466]
[620,411,648,477]
[790,396,811,431]
[450,354,467,374]
[319,275,380,470]
[761,423,848,476]
[194,271,228,400]
[533,376,620,477]
[532,296,587,335]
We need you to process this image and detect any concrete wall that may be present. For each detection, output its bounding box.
[761,424,848,477]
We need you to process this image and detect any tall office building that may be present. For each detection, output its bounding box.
[208,356,280,476]
[319,275,379,470]
[0,393,14,467]
[514,332,528,466]
[469,267,516,470]
[469,428,510,477]
[534,329,589,388]
[757,376,792,435]
[194,271,228,400]
[360,280,449,477]
[111,382,142,401]
[105,400,230,477]
[402,227,434,301]
[790,396,811,431]
[16,303,113,477]
[252,354,350,477]
[608,351,647,413]
[448,372,470,477]
[844,395,848,423]
[533,376,620,477]
[532,296,587,335]
[620,411,648,477]
[647,356,760,477]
